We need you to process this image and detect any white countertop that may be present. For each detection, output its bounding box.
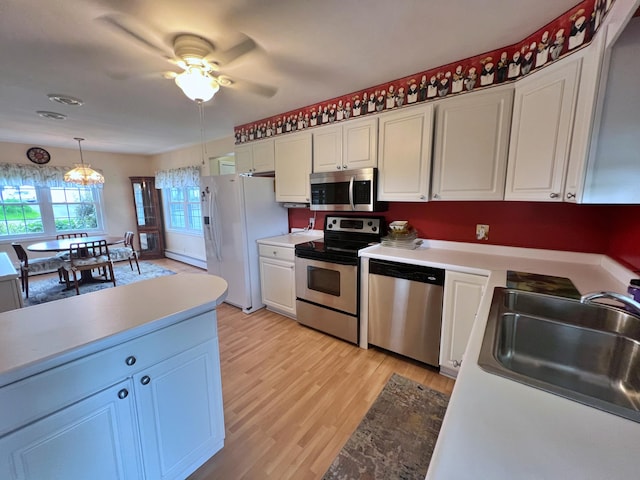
[257,230,323,247]
[0,273,228,387]
[359,240,639,480]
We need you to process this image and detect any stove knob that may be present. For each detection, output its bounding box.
[367,221,373,226]
[327,224,333,229]
[332,219,337,224]
[372,226,377,232]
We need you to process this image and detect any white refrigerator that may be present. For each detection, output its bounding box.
[200,174,288,313]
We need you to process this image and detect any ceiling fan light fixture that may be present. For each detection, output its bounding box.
[175,67,220,103]
[64,137,105,186]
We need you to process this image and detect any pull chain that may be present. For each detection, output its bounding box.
[198,100,206,165]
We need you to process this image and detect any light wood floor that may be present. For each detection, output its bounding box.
[32,258,456,480]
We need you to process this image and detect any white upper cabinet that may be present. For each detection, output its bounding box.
[504,57,581,201]
[431,86,514,201]
[377,103,434,202]
[313,117,377,172]
[578,18,640,204]
[275,132,312,203]
[312,124,343,172]
[234,138,275,174]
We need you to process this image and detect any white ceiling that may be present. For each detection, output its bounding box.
[0,0,580,155]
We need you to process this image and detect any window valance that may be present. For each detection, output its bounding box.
[155,166,201,189]
[0,163,104,189]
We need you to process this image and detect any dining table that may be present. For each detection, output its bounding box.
[27,235,124,287]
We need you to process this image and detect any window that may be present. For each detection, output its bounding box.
[0,185,103,238]
[165,187,202,233]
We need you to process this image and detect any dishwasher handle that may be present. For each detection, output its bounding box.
[369,259,444,286]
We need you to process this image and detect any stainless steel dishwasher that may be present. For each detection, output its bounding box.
[368,259,444,366]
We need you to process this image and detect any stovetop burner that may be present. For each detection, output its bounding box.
[294,215,385,264]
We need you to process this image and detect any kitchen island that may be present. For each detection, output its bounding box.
[0,273,228,480]
[359,240,640,479]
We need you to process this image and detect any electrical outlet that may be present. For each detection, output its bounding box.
[476,224,489,240]
[309,217,315,229]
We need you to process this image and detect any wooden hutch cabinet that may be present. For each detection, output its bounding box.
[129,177,165,259]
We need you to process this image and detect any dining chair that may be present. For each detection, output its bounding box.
[60,240,116,295]
[109,231,140,274]
[56,232,88,239]
[11,243,65,298]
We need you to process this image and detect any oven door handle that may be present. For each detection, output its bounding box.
[348,175,355,211]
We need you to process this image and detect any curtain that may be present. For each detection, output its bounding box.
[155,166,201,189]
[0,163,104,189]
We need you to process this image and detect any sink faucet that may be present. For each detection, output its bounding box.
[580,291,640,317]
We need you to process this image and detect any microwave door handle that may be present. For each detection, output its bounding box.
[348,175,355,211]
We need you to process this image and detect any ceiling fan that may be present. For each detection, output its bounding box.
[98,14,278,101]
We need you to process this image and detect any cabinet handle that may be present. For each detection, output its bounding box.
[431,194,438,200]
[336,165,341,170]
[566,192,576,199]
[342,164,348,170]
[125,356,137,366]
[118,388,129,399]
[549,192,560,199]
[273,250,277,255]
[140,375,151,386]
[452,360,462,368]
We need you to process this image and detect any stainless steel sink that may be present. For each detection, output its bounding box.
[478,287,640,423]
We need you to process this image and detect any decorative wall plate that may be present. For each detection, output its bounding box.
[26,147,51,164]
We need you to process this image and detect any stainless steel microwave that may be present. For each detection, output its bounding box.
[309,167,387,212]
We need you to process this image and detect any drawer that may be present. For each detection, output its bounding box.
[259,244,295,262]
[0,311,217,437]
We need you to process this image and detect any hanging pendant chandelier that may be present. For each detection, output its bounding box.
[64,137,105,185]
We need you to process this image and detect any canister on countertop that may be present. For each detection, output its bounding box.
[628,279,640,303]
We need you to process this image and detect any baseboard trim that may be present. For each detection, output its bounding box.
[164,251,206,270]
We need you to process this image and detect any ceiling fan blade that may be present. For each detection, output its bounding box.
[218,75,277,98]
[212,36,257,66]
[97,13,173,59]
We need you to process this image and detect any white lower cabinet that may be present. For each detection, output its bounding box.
[134,340,224,480]
[0,313,224,480]
[259,244,296,317]
[0,380,141,479]
[440,271,487,378]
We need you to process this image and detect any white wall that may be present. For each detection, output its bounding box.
[0,140,152,262]
[150,136,235,266]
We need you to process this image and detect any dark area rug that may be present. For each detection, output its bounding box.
[24,262,176,306]
[322,373,450,480]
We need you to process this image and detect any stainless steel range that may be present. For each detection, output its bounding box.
[294,215,385,344]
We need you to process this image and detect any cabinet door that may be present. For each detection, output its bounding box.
[234,144,253,174]
[0,380,141,480]
[134,340,224,480]
[130,176,165,259]
[313,124,343,172]
[252,139,275,173]
[505,58,581,201]
[377,104,434,202]
[440,271,487,378]
[343,117,378,169]
[275,132,312,203]
[432,87,514,200]
[260,256,296,317]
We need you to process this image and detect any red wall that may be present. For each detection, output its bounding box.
[289,202,640,273]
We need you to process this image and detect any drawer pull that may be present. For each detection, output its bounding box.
[118,388,129,399]
[125,356,137,366]
[140,375,151,386]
